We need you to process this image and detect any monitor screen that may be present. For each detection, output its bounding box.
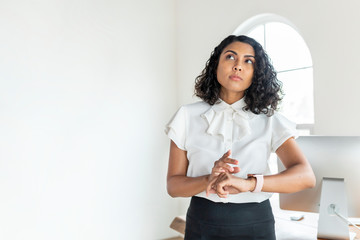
[277,135,360,217]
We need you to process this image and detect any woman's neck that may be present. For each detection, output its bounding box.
[220,92,244,105]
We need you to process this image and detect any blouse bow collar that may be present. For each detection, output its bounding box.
[201,98,255,141]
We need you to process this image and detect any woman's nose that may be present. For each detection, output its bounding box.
[233,64,242,71]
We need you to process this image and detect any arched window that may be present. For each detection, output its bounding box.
[234,14,314,134]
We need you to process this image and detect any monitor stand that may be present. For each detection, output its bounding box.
[317,177,349,240]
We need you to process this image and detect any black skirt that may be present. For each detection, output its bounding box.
[185,196,276,240]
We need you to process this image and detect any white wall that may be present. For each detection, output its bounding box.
[2,1,360,239]
[0,0,179,239]
[175,0,360,136]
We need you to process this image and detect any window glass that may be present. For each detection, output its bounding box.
[265,22,312,72]
[278,68,314,124]
[247,21,314,126]
[248,25,265,48]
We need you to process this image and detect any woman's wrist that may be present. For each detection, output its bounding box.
[249,175,264,192]
[232,176,257,192]
[247,176,257,192]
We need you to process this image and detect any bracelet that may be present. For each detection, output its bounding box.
[251,174,264,193]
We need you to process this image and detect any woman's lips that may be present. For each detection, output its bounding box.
[229,75,242,81]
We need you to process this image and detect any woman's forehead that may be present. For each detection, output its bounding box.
[222,41,255,55]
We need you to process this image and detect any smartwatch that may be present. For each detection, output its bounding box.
[251,174,264,193]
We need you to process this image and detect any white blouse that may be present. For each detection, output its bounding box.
[165,98,298,203]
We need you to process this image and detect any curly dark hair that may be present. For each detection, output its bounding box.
[194,35,283,116]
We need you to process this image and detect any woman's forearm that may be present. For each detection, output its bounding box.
[262,163,316,193]
[262,137,316,194]
[167,175,209,198]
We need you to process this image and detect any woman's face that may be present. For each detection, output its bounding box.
[216,41,255,100]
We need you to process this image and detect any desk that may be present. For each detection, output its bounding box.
[275,210,359,240]
[317,226,360,240]
[270,192,360,240]
[349,226,360,239]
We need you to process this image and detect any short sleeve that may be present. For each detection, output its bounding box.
[271,112,299,152]
[164,106,187,151]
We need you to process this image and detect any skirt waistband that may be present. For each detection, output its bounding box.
[187,196,274,226]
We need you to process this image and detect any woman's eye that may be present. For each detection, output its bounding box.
[226,55,235,60]
[245,59,254,64]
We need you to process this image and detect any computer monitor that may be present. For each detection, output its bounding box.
[277,136,360,240]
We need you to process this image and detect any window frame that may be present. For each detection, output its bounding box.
[233,14,314,135]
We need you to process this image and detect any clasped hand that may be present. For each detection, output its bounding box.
[206,150,254,198]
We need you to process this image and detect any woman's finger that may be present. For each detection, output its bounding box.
[213,164,232,173]
[214,157,239,172]
[232,166,241,173]
[214,173,231,196]
[206,176,218,196]
[222,149,231,158]
[222,157,239,165]
[217,192,229,198]
[214,160,238,173]
[212,166,225,175]
[216,182,229,198]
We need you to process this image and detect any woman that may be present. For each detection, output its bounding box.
[165,35,315,240]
